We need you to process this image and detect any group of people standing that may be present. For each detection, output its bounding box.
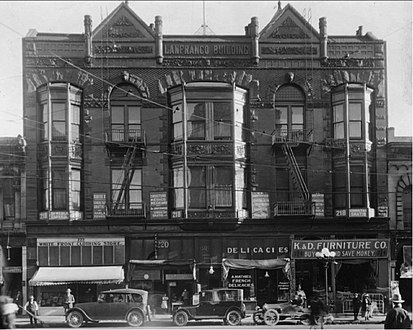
[352,292,373,321]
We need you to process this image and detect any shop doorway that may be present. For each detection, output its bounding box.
[335,261,376,293]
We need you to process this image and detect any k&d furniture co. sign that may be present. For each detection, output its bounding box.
[292,239,389,259]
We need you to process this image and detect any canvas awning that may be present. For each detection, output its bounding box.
[29,266,124,286]
[222,258,291,280]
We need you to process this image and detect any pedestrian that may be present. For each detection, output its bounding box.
[24,296,39,327]
[1,297,19,329]
[352,292,361,321]
[13,292,22,315]
[361,293,372,320]
[161,293,168,313]
[308,295,327,329]
[64,289,75,313]
[181,289,190,306]
[384,293,411,329]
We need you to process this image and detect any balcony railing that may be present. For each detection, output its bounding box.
[106,202,146,218]
[272,129,313,144]
[105,128,146,144]
[273,201,315,216]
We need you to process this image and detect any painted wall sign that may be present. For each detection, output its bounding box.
[227,273,253,288]
[261,46,318,56]
[150,192,168,219]
[164,43,250,57]
[291,239,390,259]
[251,192,270,219]
[37,237,125,247]
[93,193,106,219]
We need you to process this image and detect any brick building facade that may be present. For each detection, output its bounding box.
[19,2,410,313]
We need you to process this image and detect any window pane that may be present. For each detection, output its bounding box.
[173,168,184,187]
[187,103,205,120]
[173,105,182,123]
[188,121,205,139]
[214,103,231,121]
[53,189,66,210]
[128,107,141,123]
[42,103,49,140]
[174,188,184,208]
[189,189,206,208]
[334,122,344,139]
[53,170,66,188]
[52,122,66,139]
[112,106,124,123]
[333,104,344,123]
[349,103,362,120]
[291,107,303,124]
[71,104,80,125]
[52,103,66,120]
[349,122,362,139]
[278,107,288,124]
[174,123,183,140]
[187,103,205,139]
[188,167,206,187]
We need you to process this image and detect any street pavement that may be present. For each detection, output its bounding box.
[14,313,388,328]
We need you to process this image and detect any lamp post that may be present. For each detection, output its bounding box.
[315,247,337,309]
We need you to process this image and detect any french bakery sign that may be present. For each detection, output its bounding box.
[291,239,389,259]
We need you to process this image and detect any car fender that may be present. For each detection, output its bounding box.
[125,307,145,319]
[66,307,96,323]
[225,306,244,318]
[174,307,195,320]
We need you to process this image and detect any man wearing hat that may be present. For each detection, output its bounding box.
[64,288,75,313]
[384,293,411,329]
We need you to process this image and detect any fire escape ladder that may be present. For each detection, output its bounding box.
[112,142,139,212]
[282,143,310,201]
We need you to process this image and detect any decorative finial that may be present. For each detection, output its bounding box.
[278,1,282,10]
[125,0,129,6]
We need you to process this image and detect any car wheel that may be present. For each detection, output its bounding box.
[253,311,265,325]
[226,310,242,326]
[264,308,280,326]
[127,310,145,327]
[299,314,311,326]
[173,310,189,327]
[67,310,84,328]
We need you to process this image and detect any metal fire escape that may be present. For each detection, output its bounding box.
[281,143,310,202]
[112,140,139,213]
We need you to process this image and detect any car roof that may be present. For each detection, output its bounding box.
[100,288,148,296]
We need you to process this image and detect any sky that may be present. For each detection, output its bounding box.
[0,1,411,137]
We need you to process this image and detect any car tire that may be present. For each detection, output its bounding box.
[173,310,189,327]
[67,310,84,328]
[226,310,242,326]
[264,308,280,326]
[126,310,145,327]
[253,311,265,325]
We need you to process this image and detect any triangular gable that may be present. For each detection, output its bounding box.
[260,3,320,41]
[93,2,155,41]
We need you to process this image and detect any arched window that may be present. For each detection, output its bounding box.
[110,84,142,142]
[274,85,305,141]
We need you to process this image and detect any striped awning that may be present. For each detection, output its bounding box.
[29,266,124,286]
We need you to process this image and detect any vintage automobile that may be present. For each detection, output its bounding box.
[253,301,312,326]
[66,288,148,328]
[173,288,246,326]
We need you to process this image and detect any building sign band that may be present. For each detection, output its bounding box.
[164,43,250,56]
[292,239,389,259]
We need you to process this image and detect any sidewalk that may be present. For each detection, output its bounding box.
[15,313,387,328]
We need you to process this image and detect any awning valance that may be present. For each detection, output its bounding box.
[29,266,124,286]
[222,258,291,280]
[127,259,196,281]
